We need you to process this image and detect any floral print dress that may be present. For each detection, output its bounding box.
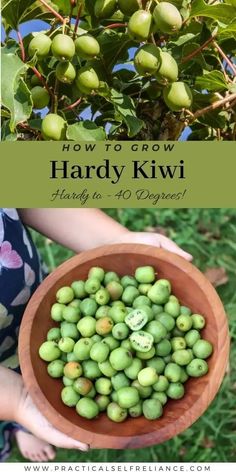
[0,209,43,460]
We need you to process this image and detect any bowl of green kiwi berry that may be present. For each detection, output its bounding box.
[19,244,229,449]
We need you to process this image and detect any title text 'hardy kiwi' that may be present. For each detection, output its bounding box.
[49,160,185,185]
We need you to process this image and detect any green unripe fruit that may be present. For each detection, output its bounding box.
[42,114,66,141]
[185,329,201,348]
[117,387,140,408]
[172,349,192,366]
[134,45,161,76]
[95,394,110,411]
[62,375,74,387]
[107,402,127,422]
[90,341,110,362]
[109,306,127,323]
[121,275,138,288]
[96,305,110,319]
[176,314,193,332]
[98,360,117,377]
[156,339,172,357]
[163,82,193,112]
[102,336,120,351]
[138,367,158,386]
[138,284,153,295]
[153,2,182,34]
[171,336,186,351]
[142,399,163,420]
[118,0,139,15]
[88,267,105,281]
[136,346,155,360]
[76,397,99,419]
[47,359,65,378]
[111,372,130,391]
[76,66,100,94]
[152,391,168,405]
[148,279,171,304]
[85,277,101,294]
[94,0,117,18]
[95,377,112,395]
[39,341,61,361]
[51,34,75,61]
[192,340,213,359]
[147,357,165,374]
[167,382,185,399]
[128,10,153,41]
[71,281,86,299]
[82,360,101,379]
[61,386,80,407]
[31,75,41,86]
[80,298,98,317]
[164,362,182,382]
[104,271,120,284]
[28,34,52,58]
[109,347,133,370]
[164,296,180,317]
[186,359,208,377]
[95,288,110,305]
[56,61,76,84]
[153,375,169,392]
[133,296,151,309]
[112,322,129,340]
[51,303,65,321]
[75,35,100,59]
[129,401,143,418]
[60,321,79,340]
[73,338,93,360]
[131,380,152,399]
[146,320,167,343]
[31,86,50,109]
[180,306,192,316]
[135,266,156,284]
[47,327,61,342]
[77,316,96,337]
[58,337,75,353]
[157,313,175,332]
[191,314,206,330]
[124,358,143,380]
[63,305,80,323]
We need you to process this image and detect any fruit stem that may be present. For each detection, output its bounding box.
[189,92,236,122]
[38,0,65,23]
[17,30,25,62]
[73,4,83,40]
[212,41,236,77]
[32,66,54,98]
[64,97,82,110]
[104,23,127,30]
[53,78,59,113]
[181,33,217,63]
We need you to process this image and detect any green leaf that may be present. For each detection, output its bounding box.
[109,89,144,137]
[66,121,106,140]
[1,0,56,29]
[218,21,236,39]
[190,0,236,25]
[195,71,229,92]
[1,120,18,141]
[1,49,32,131]
[97,31,131,69]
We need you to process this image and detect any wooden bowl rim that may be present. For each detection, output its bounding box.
[19,244,230,449]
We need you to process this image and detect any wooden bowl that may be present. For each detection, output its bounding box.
[19,244,229,449]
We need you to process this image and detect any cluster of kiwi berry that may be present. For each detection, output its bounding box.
[27,1,193,140]
[39,265,213,422]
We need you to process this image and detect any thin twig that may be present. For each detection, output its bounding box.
[104,23,127,30]
[38,0,64,23]
[17,30,25,62]
[32,66,54,97]
[73,4,83,39]
[212,40,236,77]
[190,92,236,122]
[64,97,82,110]
[181,33,217,63]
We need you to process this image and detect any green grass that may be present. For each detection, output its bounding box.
[9,209,236,462]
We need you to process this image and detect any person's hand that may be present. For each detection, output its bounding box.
[111,231,192,261]
[15,385,89,451]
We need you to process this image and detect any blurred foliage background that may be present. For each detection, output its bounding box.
[9,208,236,462]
